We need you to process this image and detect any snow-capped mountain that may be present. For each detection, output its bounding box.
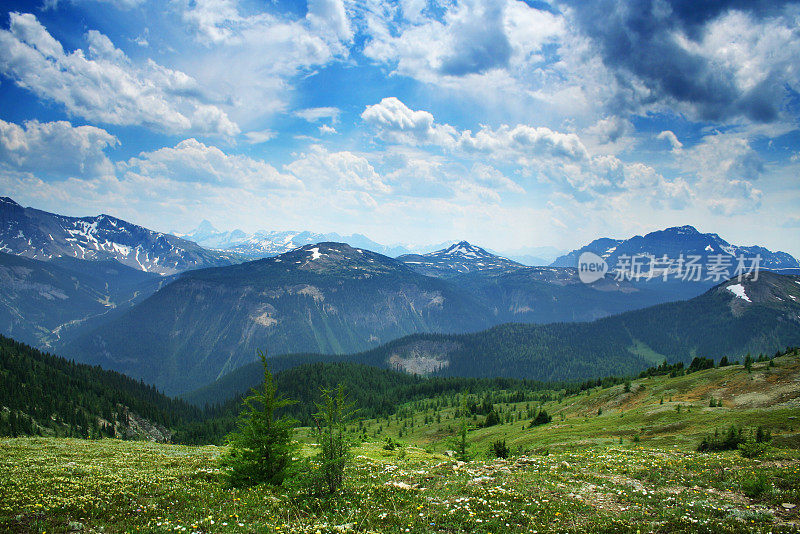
[178,220,413,258]
[397,241,525,278]
[0,197,240,275]
[551,225,799,273]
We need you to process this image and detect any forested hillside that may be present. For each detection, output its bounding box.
[64,243,491,394]
[187,272,800,405]
[0,336,202,439]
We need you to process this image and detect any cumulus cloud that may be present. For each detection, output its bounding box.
[657,130,683,152]
[0,13,238,135]
[587,116,634,144]
[362,97,589,162]
[563,0,800,123]
[437,0,512,76]
[120,139,301,189]
[0,119,117,178]
[460,124,589,162]
[285,145,391,193]
[360,0,563,86]
[361,97,458,147]
[679,133,764,214]
[470,163,524,194]
[243,129,277,144]
[173,1,352,125]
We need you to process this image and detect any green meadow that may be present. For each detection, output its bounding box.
[2,355,799,533]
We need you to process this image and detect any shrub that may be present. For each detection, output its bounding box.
[739,441,769,459]
[529,409,552,427]
[740,473,770,498]
[483,409,501,427]
[219,351,298,487]
[755,426,772,443]
[697,426,744,452]
[490,439,510,459]
[452,395,471,461]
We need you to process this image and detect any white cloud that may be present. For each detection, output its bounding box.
[587,116,633,145]
[307,0,353,43]
[459,124,589,162]
[678,133,764,214]
[120,138,301,189]
[0,13,238,136]
[657,130,683,152]
[243,129,277,144]
[362,97,588,162]
[361,0,563,82]
[318,124,337,135]
[285,145,391,194]
[295,107,341,123]
[0,119,117,178]
[470,162,524,194]
[361,97,457,147]
[172,1,352,128]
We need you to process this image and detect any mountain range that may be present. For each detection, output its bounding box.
[0,197,240,275]
[63,238,691,394]
[62,242,492,393]
[2,198,800,397]
[551,225,800,273]
[177,219,420,258]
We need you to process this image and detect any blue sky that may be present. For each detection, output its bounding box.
[1,0,799,256]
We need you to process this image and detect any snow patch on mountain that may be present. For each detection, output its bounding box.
[726,284,751,302]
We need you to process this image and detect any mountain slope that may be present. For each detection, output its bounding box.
[0,197,240,275]
[0,335,202,440]
[389,271,800,380]
[446,266,711,323]
[398,241,525,278]
[551,225,799,273]
[188,272,800,405]
[0,251,166,348]
[64,242,492,394]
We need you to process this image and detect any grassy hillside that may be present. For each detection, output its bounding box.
[2,351,799,533]
[365,348,800,453]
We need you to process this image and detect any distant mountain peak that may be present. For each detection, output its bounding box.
[195,219,218,233]
[398,241,524,278]
[661,225,700,235]
[0,197,20,207]
[443,241,486,256]
[552,225,799,272]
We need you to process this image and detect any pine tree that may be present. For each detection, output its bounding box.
[453,395,471,461]
[313,384,355,494]
[219,350,298,487]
